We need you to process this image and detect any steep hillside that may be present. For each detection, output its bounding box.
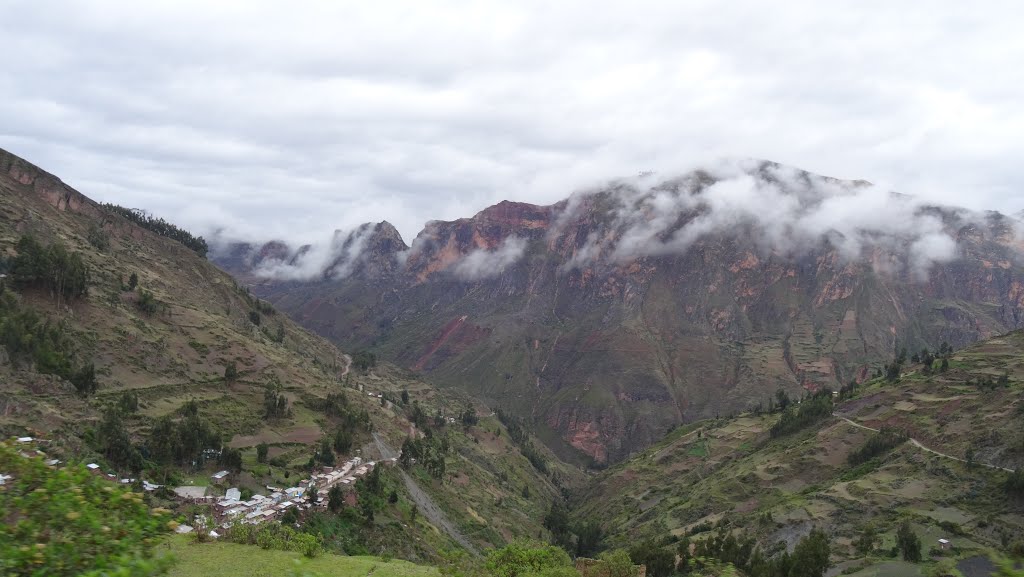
[216,161,1024,464]
[0,147,565,560]
[573,331,1024,575]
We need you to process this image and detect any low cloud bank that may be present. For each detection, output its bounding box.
[557,160,967,277]
[451,236,528,280]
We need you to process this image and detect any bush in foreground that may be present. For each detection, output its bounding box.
[0,441,173,576]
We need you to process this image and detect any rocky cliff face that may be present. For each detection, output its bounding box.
[214,161,1024,463]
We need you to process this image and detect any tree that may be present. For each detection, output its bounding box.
[118,390,139,413]
[127,272,138,291]
[316,437,335,467]
[256,442,269,464]
[775,388,791,410]
[676,537,692,574]
[328,485,344,512]
[249,310,261,326]
[896,521,922,562]
[71,362,98,396]
[401,389,410,405]
[223,360,238,383]
[575,520,604,558]
[940,357,949,373]
[224,361,238,383]
[543,502,572,549]
[388,489,399,504]
[333,428,353,454]
[97,406,142,474]
[790,527,830,577]
[854,526,878,555]
[137,289,159,315]
[590,550,632,577]
[461,406,479,428]
[486,540,573,577]
[219,447,243,473]
[628,540,675,577]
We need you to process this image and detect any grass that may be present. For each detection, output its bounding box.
[841,560,923,577]
[164,535,439,577]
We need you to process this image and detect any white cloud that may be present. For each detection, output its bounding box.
[451,236,528,280]
[2,1,1024,245]
[562,160,962,275]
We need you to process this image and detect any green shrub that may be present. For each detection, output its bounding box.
[0,441,173,576]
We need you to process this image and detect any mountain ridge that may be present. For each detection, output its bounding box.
[214,161,1024,464]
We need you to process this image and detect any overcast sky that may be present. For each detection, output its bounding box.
[3,1,1023,244]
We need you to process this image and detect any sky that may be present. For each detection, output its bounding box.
[3,1,1024,244]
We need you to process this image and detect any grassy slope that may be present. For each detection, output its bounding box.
[164,535,438,577]
[0,150,567,559]
[575,332,1024,571]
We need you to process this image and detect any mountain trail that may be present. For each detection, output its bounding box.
[833,414,1014,473]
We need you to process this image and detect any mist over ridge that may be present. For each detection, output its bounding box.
[214,159,1018,283]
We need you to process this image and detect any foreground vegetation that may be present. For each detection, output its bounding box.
[165,535,437,577]
[0,442,172,577]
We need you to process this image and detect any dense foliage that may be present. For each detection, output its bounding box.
[769,391,833,438]
[400,431,450,478]
[0,442,173,576]
[102,204,209,256]
[485,540,575,577]
[0,287,96,394]
[145,400,223,471]
[847,427,908,466]
[682,526,831,577]
[351,350,377,372]
[10,235,89,304]
[224,521,323,558]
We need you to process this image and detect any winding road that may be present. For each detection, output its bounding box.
[371,432,479,556]
[833,414,1014,473]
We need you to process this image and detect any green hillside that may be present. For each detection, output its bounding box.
[0,148,566,563]
[574,333,1024,575]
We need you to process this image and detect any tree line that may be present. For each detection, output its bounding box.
[102,203,209,256]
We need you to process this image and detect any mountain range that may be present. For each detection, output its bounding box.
[215,160,1024,463]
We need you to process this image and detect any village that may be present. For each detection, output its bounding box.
[169,453,399,534]
[4,435,400,536]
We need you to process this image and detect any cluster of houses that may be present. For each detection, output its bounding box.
[167,454,399,533]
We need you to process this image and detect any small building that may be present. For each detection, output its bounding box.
[285,486,304,499]
[16,436,33,444]
[86,463,101,471]
[938,538,951,550]
[225,488,241,501]
[0,473,12,485]
[211,470,230,483]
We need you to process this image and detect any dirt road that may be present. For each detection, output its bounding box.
[833,414,1014,473]
[370,432,479,556]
